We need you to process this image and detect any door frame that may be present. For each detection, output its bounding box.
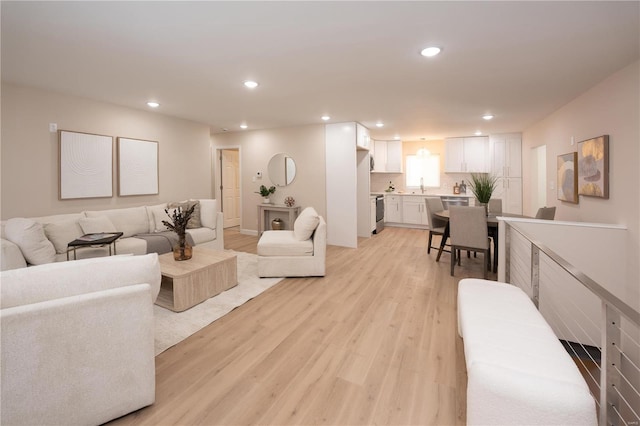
[214,145,242,230]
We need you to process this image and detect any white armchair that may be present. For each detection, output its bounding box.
[257,207,326,278]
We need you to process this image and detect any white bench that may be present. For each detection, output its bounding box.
[457,278,597,426]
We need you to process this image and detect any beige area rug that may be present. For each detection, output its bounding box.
[153,251,283,355]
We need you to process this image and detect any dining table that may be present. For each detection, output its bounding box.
[433,210,529,272]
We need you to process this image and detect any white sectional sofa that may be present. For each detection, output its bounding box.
[1,253,161,425]
[0,199,223,271]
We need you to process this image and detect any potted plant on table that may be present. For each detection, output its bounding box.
[257,185,276,203]
[468,173,498,215]
[162,204,196,261]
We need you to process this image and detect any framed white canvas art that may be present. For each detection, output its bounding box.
[59,130,113,199]
[118,137,159,196]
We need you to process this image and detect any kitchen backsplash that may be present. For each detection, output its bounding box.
[371,172,475,195]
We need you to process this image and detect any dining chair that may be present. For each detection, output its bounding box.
[449,206,491,279]
[535,206,556,220]
[488,198,502,215]
[425,197,448,254]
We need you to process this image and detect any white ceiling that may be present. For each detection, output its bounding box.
[2,1,638,141]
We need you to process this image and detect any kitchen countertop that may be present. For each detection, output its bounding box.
[372,192,475,197]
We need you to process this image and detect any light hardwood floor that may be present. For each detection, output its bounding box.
[110,226,497,426]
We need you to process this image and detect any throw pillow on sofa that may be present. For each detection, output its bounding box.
[4,218,56,265]
[79,216,117,234]
[198,199,218,230]
[293,207,320,241]
[44,220,84,254]
[168,200,201,229]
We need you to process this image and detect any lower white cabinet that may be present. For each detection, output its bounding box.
[385,195,403,223]
[493,177,522,214]
[402,196,428,225]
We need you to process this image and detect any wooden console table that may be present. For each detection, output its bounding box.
[258,204,300,236]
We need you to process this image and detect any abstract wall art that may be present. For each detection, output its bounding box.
[557,152,578,204]
[117,137,159,196]
[577,135,609,199]
[59,130,113,199]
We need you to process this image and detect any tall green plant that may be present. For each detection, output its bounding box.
[468,173,498,203]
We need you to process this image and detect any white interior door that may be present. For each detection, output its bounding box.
[221,149,240,228]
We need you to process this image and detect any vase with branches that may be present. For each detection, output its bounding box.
[468,173,499,213]
[162,204,195,261]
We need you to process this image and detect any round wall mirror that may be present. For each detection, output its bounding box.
[268,153,296,186]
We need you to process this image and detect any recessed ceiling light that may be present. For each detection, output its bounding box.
[394,136,400,140]
[146,101,159,108]
[375,122,384,128]
[475,131,482,136]
[482,114,494,120]
[240,124,248,129]
[243,81,259,89]
[420,47,441,57]
[321,115,331,121]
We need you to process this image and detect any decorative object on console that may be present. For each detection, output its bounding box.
[117,137,159,196]
[459,180,467,194]
[271,218,284,230]
[557,152,578,204]
[257,185,276,203]
[284,196,295,207]
[577,135,609,199]
[162,204,196,261]
[469,173,499,214]
[385,181,395,192]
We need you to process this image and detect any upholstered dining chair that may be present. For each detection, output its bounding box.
[488,198,502,215]
[425,197,448,254]
[535,206,556,220]
[449,206,491,279]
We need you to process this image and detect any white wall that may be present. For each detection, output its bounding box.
[521,60,639,310]
[1,83,213,219]
[211,124,326,234]
[325,123,357,248]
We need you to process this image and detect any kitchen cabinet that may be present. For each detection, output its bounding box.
[402,196,428,225]
[491,134,521,178]
[385,195,403,223]
[444,137,490,173]
[372,140,403,173]
[490,133,522,214]
[493,177,523,214]
[356,123,371,150]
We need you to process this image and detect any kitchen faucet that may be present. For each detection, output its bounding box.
[420,177,424,194]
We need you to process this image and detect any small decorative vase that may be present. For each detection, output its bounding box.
[263,197,270,204]
[173,236,192,261]
[478,202,489,216]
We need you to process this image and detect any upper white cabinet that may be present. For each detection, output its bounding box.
[490,133,523,214]
[491,133,522,178]
[356,123,371,150]
[444,137,490,173]
[372,140,403,173]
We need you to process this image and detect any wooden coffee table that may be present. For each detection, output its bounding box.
[156,247,237,312]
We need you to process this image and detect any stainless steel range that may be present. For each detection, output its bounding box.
[374,195,384,234]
